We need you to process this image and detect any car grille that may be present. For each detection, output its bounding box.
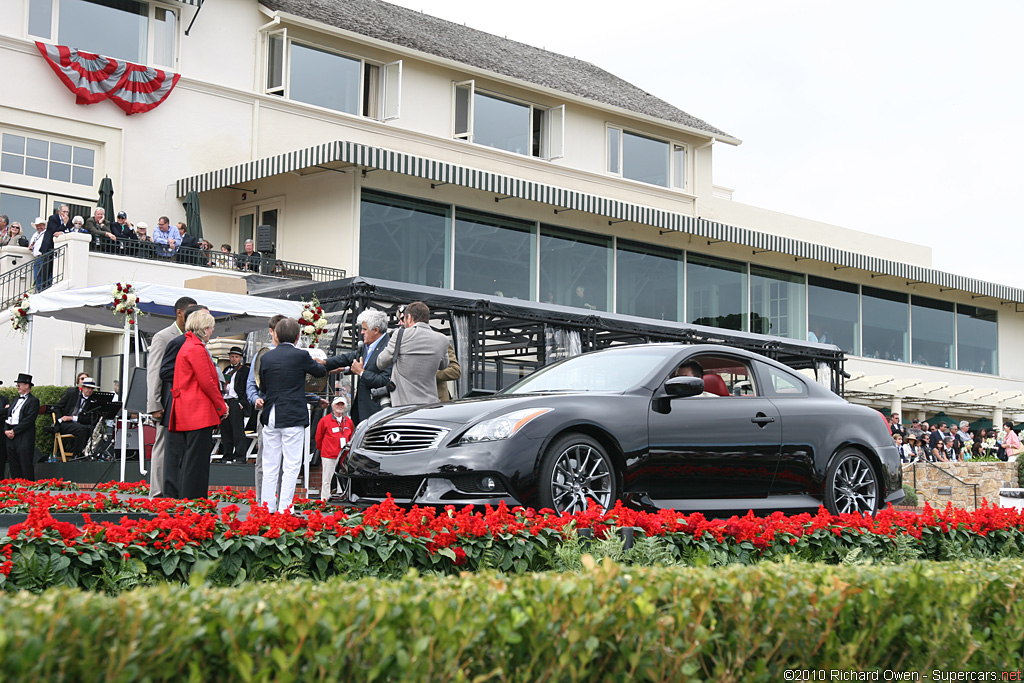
[362,423,450,454]
[351,476,424,500]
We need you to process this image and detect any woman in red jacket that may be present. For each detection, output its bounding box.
[315,394,354,501]
[168,309,227,499]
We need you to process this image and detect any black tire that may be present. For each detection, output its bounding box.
[537,433,618,514]
[824,448,880,515]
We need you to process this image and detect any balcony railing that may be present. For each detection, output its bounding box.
[0,245,66,309]
[88,240,345,282]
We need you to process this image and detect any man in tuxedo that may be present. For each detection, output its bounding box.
[220,346,250,463]
[3,374,40,481]
[51,376,100,458]
[256,318,326,513]
[319,308,392,425]
[246,314,286,503]
[146,296,197,497]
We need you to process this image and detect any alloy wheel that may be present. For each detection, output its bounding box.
[549,443,614,514]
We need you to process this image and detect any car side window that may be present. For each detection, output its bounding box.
[675,354,758,397]
[763,364,809,397]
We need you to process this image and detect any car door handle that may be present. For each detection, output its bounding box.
[751,413,775,426]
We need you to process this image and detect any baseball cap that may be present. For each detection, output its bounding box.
[331,395,350,406]
[117,211,127,219]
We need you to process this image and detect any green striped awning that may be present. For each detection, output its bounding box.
[175,140,1024,304]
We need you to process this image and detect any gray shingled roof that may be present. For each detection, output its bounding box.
[259,0,735,140]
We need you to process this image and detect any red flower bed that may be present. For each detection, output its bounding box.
[3,478,1024,592]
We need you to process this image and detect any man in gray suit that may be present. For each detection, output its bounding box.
[146,296,196,497]
[376,302,449,408]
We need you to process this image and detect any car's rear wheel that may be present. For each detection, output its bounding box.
[824,448,879,515]
[537,433,618,514]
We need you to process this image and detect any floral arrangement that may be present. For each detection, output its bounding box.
[9,293,30,334]
[110,282,140,328]
[300,293,328,347]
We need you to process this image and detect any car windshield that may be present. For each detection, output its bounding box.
[502,348,676,394]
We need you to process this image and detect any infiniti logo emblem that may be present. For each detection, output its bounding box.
[384,432,402,445]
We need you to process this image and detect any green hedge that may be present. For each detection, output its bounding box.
[0,559,1020,681]
[0,385,70,458]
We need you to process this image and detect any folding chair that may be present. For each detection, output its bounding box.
[51,413,75,462]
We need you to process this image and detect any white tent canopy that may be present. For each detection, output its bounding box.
[9,282,303,336]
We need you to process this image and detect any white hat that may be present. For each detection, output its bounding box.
[331,395,350,406]
[136,221,149,230]
[33,217,45,225]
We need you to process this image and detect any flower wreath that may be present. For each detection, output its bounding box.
[111,282,140,328]
[300,294,328,347]
[9,293,30,334]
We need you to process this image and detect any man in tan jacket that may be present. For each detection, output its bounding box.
[437,344,461,402]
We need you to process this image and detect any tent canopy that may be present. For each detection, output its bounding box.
[10,282,303,336]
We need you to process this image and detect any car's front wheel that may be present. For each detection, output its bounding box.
[824,448,880,515]
[537,433,618,514]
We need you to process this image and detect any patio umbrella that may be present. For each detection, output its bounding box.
[969,417,993,432]
[97,176,115,221]
[182,190,204,239]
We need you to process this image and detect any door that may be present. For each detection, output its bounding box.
[642,354,782,501]
[0,188,45,233]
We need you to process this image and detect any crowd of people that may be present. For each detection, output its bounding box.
[888,412,1023,463]
[2,205,277,294]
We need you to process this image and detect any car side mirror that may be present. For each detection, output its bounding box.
[665,376,704,398]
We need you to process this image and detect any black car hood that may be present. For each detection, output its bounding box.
[371,393,574,427]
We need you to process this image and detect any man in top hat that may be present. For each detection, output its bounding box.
[3,373,40,480]
[220,346,251,463]
[50,376,100,458]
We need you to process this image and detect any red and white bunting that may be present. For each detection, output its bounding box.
[36,42,181,115]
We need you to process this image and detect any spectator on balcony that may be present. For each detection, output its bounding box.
[954,421,973,453]
[114,211,137,240]
[218,244,235,269]
[28,217,46,254]
[236,239,261,272]
[86,207,117,252]
[0,215,8,243]
[70,216,87,234]
[175,222,199,265]
[42,205,69,256]
[153,216,178,259]
[1,222,29,248]
[888,413,906,439]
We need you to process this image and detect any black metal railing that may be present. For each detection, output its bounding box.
[89,240,345,282]
[0,245,66,308]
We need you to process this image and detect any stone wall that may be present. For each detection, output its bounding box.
[902,462,1019,510]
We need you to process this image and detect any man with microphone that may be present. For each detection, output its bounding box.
[318,309,392,426]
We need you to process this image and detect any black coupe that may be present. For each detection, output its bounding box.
[337,344,904,516]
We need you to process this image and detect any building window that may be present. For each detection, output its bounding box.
[910,295,955,369]
[686,254,747,331]
[265,30,401,120]
[453,81,564,159]
[956,304,997,375]
[749,265,805,340]
[807,275,859,354]
[616,240,682,321]
[359,191,449,288]
[28,0,178,68]
[539,226,611,311]
[606,126,686,190]
[453,209,535,300]
[1,132,96,187]
[861,286,908,362]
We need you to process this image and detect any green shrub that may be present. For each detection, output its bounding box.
[0,559,1021,681]
[0,385,71,458]
[901,484,918,506]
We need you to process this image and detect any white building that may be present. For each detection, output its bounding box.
[1,0,1022,425]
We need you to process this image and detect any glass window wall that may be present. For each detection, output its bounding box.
[290,42,361,114]
[473,93,531,156]
[454,210,534,300]
[359,191,449,288]
[910,296,955,368]
[750,265,805,339]
[616,241,682,321]
[686,254,747,331]
[861,286,908,362]
[622,131,669,187]
[808,276,859,354]
[540,226,611,311]
[956,305,997,375]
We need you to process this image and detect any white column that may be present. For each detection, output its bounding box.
[890,398,903,419]
[993,408,1004,430]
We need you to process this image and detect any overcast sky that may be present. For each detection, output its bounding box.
[387,0,1024,290]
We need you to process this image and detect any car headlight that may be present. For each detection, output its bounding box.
[460,408,552,443]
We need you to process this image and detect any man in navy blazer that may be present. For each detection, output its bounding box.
[257,318,326,513]
[319,308,392,425]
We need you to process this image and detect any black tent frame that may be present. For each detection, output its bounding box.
[276,277,848,396]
